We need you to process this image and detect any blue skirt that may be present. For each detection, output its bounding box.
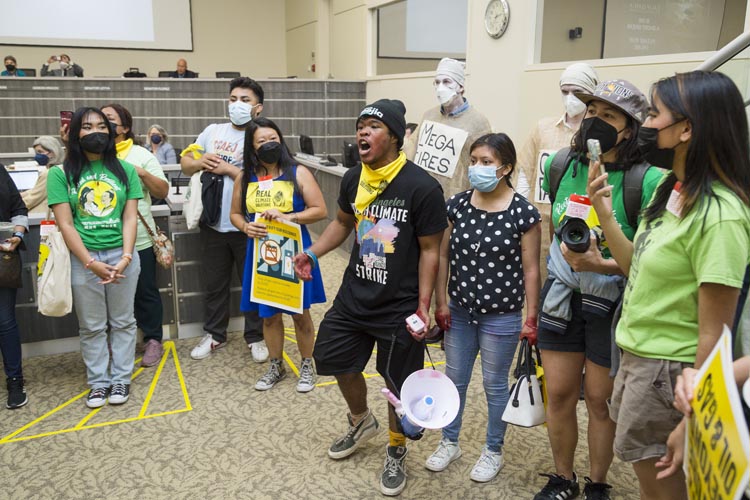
[240,224,326,317]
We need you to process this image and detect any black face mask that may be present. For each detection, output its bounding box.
[80,132,110,154]
[150,134,162,145]
[580,117,622,155]
[637,121,684,170]
[5,64,15,72]
[257,141,282,165]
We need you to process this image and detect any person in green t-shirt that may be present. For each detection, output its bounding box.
[587,71,750,500]
[101,103,169,369]
[47,107,144,410]
[534,79,659,500]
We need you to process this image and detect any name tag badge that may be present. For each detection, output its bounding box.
[258,175,273,191]
[566,194,592,220]
[40,220,56,236]
[666,181,682,217]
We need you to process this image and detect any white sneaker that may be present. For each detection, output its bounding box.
[190,334,226,360]
[296,358,317,393]
[249,340,269,363]
[470,446,503,482]
[425,438,462,472]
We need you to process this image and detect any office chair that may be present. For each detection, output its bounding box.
[343,141,360,168]
[19,68,36,76]
[215,71,240,78]
[158,71,172,78]
[123,68,146,78]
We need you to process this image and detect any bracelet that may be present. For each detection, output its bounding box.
[303,249,318,269]
[12,231,24,241]
[121,254,133,263]
[85,258,96,269]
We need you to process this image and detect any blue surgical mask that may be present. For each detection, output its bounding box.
[34,153,50,166]
[228,101,253,127]
[468,165,503,192]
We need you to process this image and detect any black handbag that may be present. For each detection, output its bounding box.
[200,172,224,226]
[0,250,22,288]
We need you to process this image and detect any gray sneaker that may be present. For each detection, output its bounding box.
[380,445,408,496]
[328,410,379,459]
[296,358,316,393]
[255,360,286,391]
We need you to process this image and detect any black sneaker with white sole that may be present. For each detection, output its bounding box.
[583,477,612,500]
[6,377,28,409]
[86,387,109,408]
[533,472,580,500]
[380,445,408,496]
[108,383,130,405]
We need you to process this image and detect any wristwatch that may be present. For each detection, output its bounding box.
[12,231,24,241]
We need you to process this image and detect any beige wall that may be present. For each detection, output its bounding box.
[540,0,604,63]
[0,0,287,79]
[286,0,318,78]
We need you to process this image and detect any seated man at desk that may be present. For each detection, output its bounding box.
[41,54,84,77]
[169,59,197,78]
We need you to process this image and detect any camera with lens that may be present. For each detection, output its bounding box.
[556,217,595,253]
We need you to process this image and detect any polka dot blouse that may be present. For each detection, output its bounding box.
[446,190,540,317]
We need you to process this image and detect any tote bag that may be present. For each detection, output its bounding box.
[183,172,203,230]
[37,227,72,317]
[502,338,546,427]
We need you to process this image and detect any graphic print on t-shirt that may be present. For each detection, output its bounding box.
[353,198,408,285]
[78,180,117,218]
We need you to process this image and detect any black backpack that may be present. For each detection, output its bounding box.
[546,147,650,229]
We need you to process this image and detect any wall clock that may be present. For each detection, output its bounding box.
[485,0,510,39]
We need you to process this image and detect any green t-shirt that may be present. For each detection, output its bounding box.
[122,145,167,251]
[542,154,663,257]
[616,181,750,363]
[47,160,144,250]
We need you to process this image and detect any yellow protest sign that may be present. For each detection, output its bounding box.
[250,217,303,314]
[686,327,750,500]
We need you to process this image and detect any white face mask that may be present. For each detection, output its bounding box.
[228,101,253,126]
[563,93,586,117]
[436,84,457,105]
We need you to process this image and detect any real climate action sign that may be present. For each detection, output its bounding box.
[250,217,304,315]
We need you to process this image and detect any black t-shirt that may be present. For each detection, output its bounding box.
[333,161,448,327]
[446,190,540,316]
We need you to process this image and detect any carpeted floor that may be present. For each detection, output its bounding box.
[0,246,639,500]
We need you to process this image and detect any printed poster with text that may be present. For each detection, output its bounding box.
[414,120,469,179]
[250,218,303,314]
[685,327,749,500]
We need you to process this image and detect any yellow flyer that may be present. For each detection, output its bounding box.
[685,327,750,500]
[250,217,303,314]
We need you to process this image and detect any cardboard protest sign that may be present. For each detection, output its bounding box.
[413,120,469,179]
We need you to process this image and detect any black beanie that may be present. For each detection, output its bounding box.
[357,99,407,148]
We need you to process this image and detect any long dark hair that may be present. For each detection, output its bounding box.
[642,71,750,223]
[64,107,128,187]
[243,117,296,182]
[101,103,137,142]
[571,105,642,169]
[470,133,516,188]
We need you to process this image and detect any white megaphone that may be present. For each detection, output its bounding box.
[381,369,460,438]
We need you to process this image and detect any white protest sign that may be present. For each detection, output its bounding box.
[534,149,556,204]
[413,120,469,179]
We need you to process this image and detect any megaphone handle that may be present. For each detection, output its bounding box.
[381,388,406,418]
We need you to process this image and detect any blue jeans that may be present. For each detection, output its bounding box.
[71,249,140,389]
[442,302,520,452]
[0,287,22,379]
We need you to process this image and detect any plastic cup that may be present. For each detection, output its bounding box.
[0,222,14,241]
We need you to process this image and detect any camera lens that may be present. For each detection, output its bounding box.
[557,217,591,253]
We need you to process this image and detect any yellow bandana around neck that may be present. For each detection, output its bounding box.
[354,151,406,215]
[115,138,134,160]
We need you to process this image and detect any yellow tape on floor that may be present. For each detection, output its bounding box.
[0,341,191,445]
